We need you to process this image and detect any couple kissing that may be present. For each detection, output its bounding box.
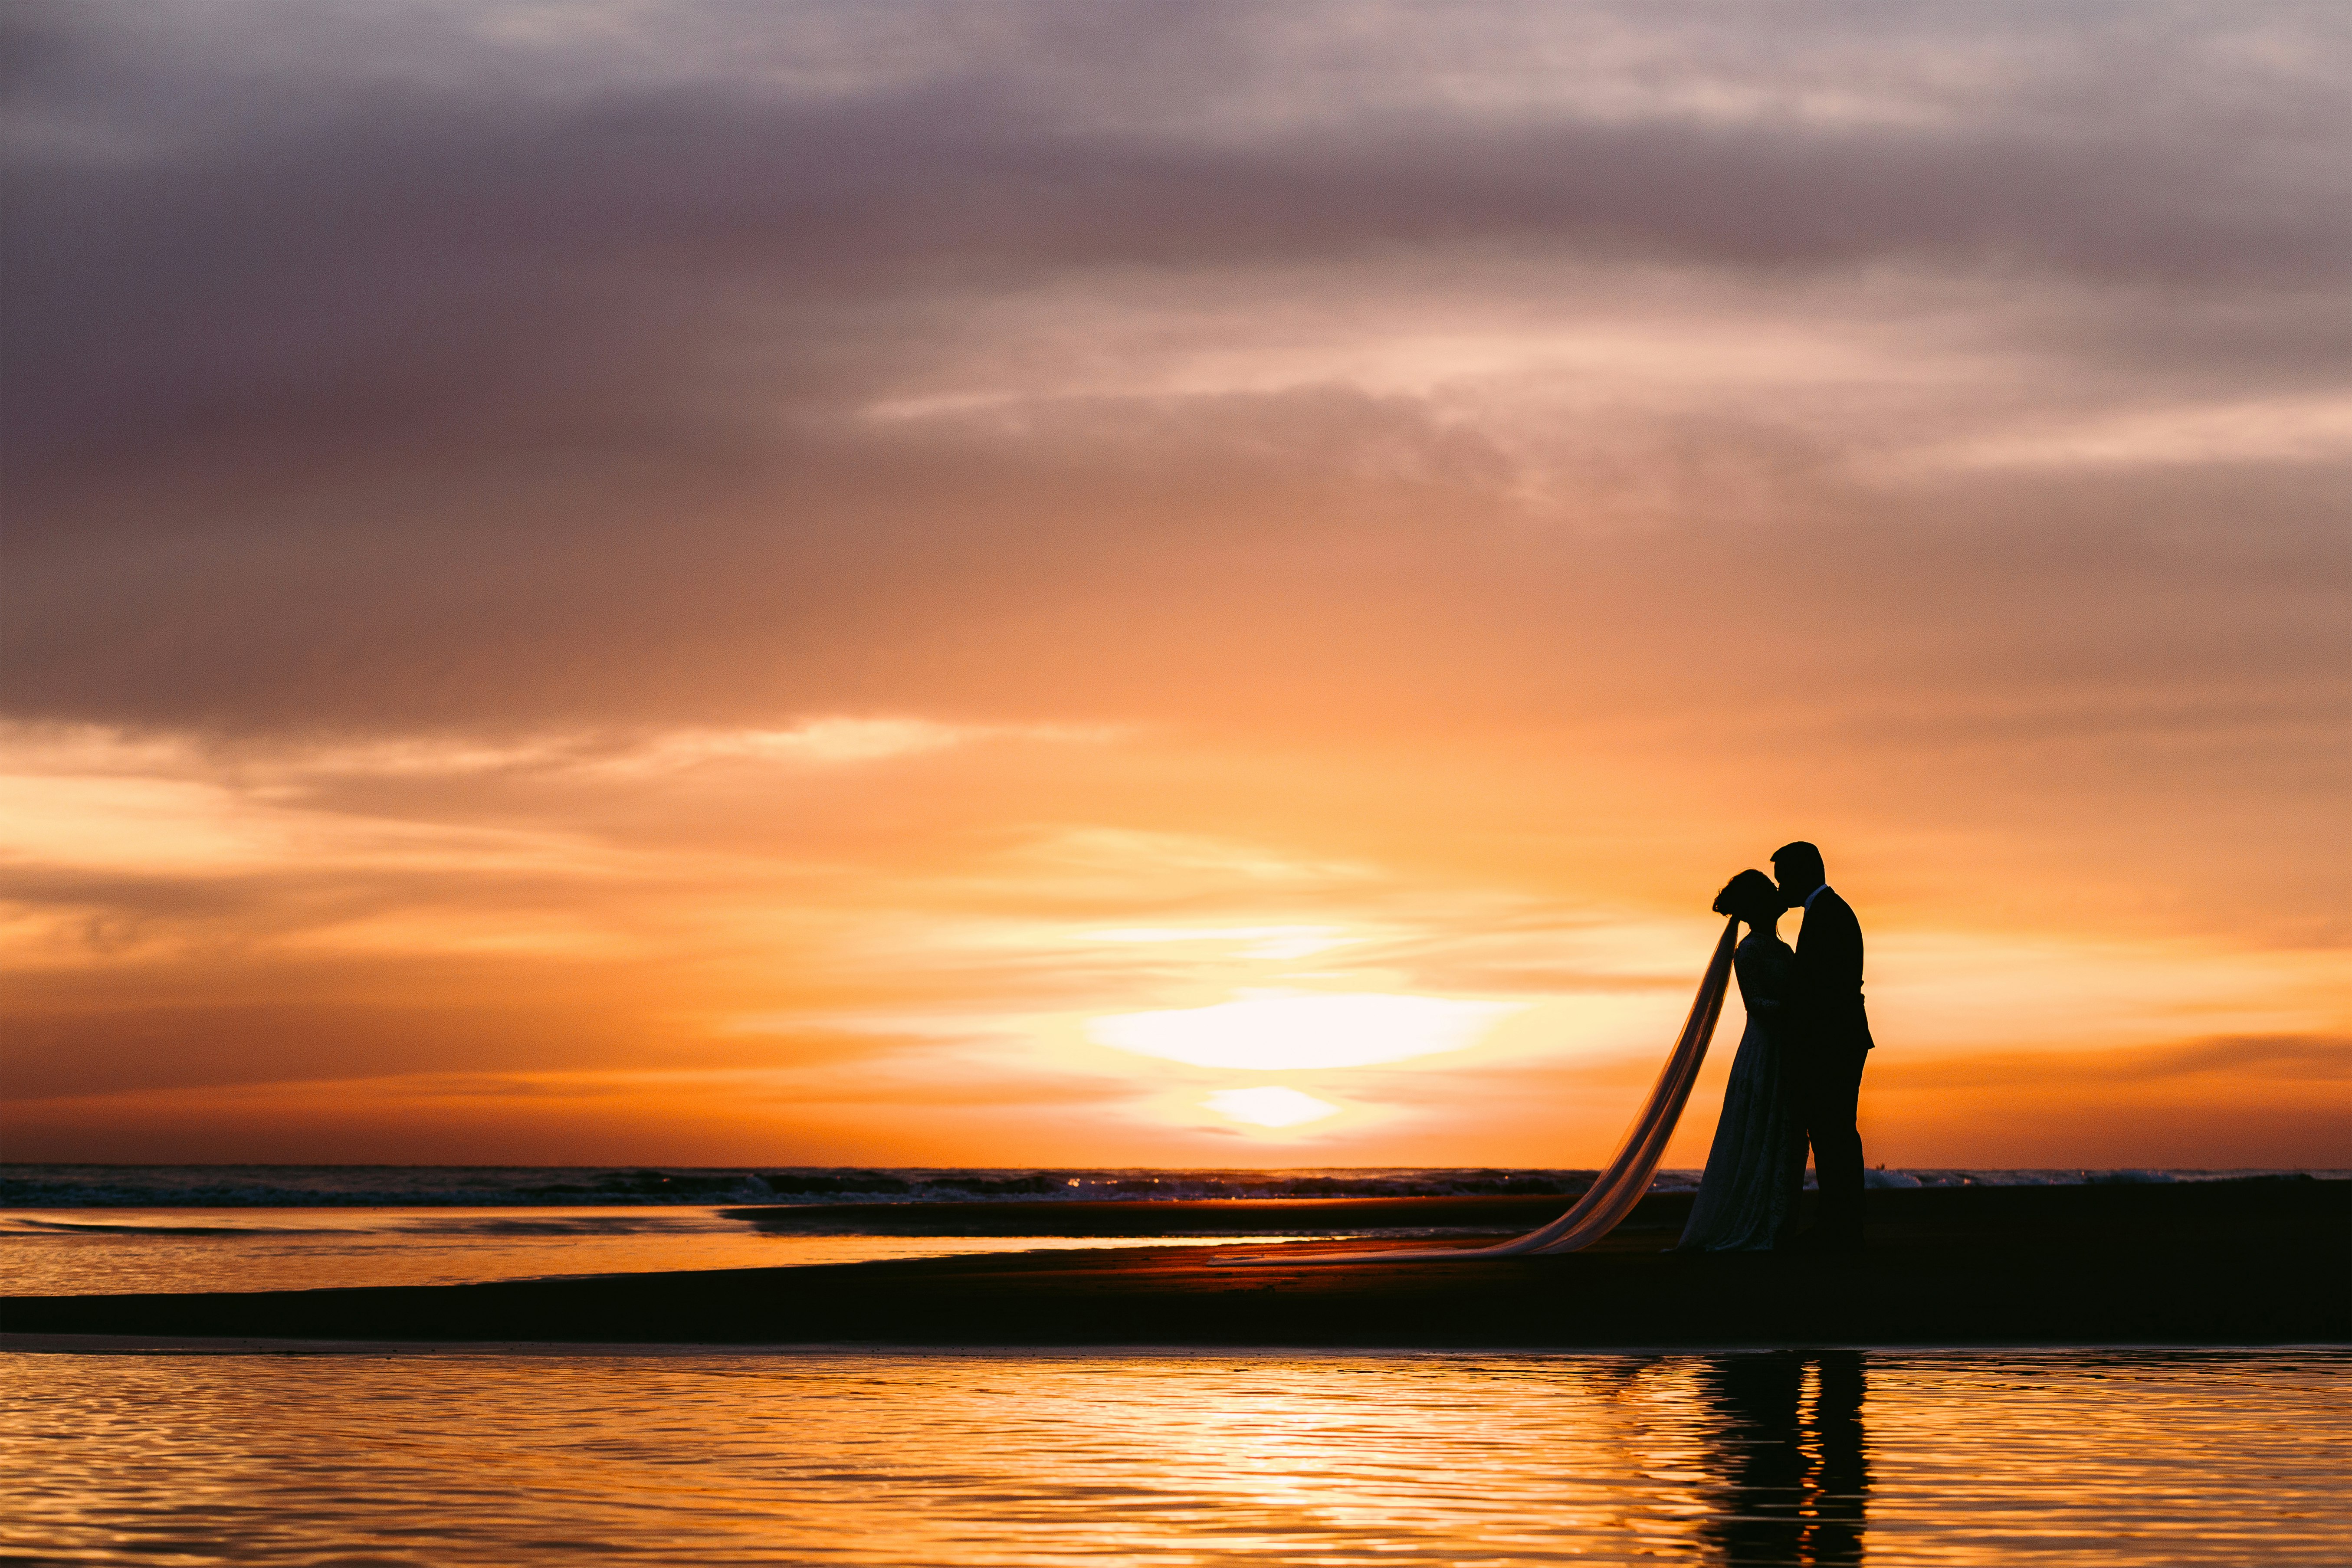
[1679,841,1874,1253]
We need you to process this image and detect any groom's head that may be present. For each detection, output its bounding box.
[1771,841,1825,903]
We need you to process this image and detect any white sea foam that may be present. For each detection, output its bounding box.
[4,1164,2335,1211]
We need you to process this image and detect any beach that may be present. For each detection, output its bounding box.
[10,1180,2343,1350]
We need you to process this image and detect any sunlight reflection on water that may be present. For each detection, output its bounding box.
[3,1348,2343,1565]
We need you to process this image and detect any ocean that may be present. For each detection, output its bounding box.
[7,1161,2303,1210]
[8,1168,2345,1565]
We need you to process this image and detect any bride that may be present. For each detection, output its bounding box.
[1677,869,1804,1251]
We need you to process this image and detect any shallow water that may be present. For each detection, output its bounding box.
[4,1348,2343,1565]
[0,1207,1339,1296]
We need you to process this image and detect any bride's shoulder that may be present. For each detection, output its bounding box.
[1738,931,1794,957]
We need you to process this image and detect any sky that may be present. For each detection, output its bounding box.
[4,0,2346,1169]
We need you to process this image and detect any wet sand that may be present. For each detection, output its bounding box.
[6,1181,2344,1349]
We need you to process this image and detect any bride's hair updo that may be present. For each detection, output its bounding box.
[1712,869,1782,923]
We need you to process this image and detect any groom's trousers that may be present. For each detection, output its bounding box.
[1795,1040,1870,1240]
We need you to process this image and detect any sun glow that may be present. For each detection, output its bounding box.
[1087,990,1523,1071]
[1201,1086,1339,1128]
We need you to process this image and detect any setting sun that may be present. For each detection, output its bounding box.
[1200,1086,1341,1128]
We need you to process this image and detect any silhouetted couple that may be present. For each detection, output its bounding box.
[1679,841,1873,1253]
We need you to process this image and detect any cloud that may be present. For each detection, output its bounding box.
[10,2,2346,503]
[1875,1034,2352,1091]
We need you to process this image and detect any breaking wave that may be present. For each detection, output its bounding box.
[3,1164,2337,1210]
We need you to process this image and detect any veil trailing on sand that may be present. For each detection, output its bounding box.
[1217,915,1740,1265]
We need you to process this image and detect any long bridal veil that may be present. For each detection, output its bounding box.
[1216,914,1740,1265]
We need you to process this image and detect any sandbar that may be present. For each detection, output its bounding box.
[6,1181,2344,1350]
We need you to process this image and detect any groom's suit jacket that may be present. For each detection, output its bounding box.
[1791,889,1874,1054]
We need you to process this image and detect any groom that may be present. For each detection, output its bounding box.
[1773,841,1873,1251]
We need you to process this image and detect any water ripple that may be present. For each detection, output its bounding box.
[4,1348,2344,1565]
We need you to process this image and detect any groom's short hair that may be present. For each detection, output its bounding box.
[1771,840,1824,876]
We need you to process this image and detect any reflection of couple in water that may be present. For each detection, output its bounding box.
[1697,1350,1869,1566]
[1679,840,1875,1253]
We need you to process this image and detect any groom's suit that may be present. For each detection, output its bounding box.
[1788,885,1873,1243]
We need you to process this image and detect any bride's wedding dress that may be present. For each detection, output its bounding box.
[1675,928,1801,1251]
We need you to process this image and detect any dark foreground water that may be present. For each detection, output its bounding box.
[3,1348,2342,1566]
